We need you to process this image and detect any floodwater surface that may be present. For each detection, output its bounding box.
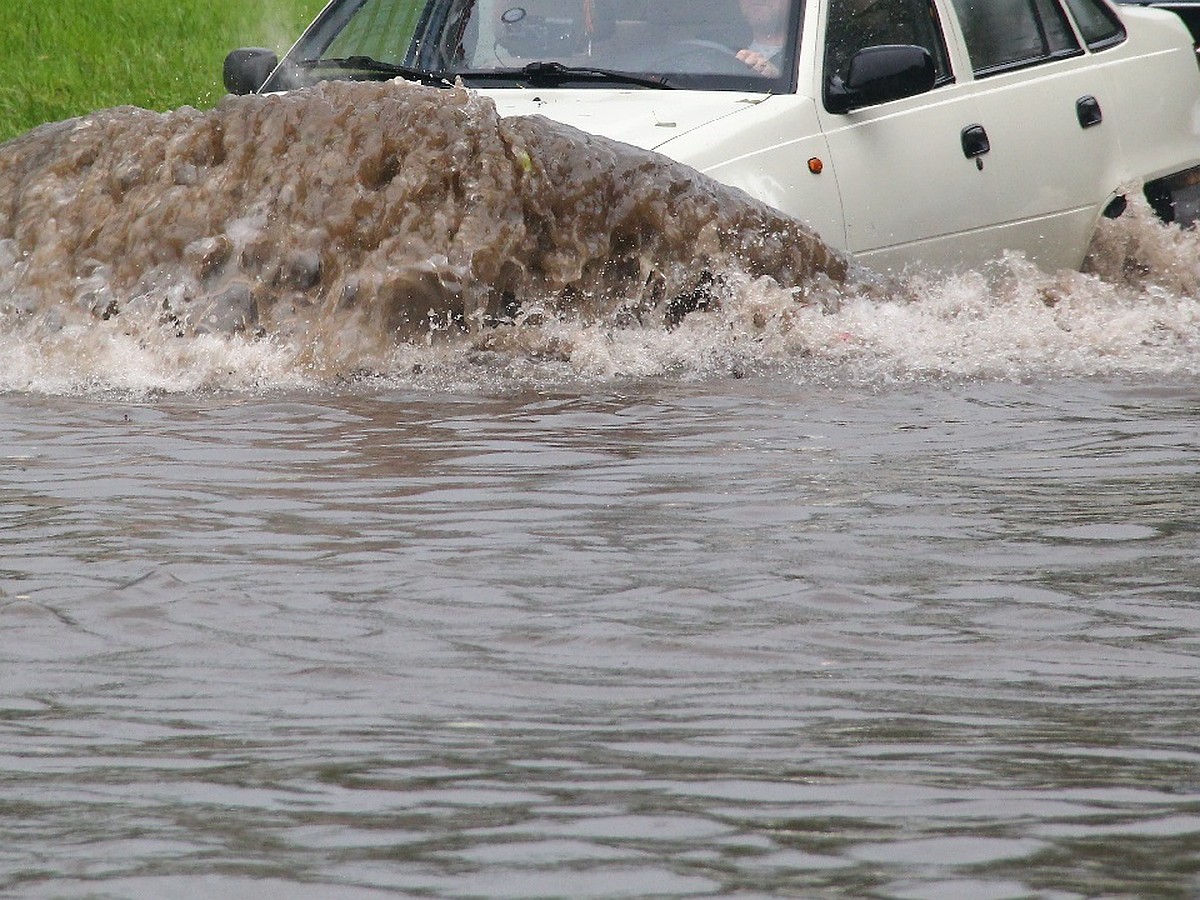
[1,82,1199,899]
[2,379,1198,899]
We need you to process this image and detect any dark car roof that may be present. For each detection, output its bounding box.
[1111,0,1200,45]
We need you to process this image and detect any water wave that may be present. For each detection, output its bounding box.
[0,80,1196,393]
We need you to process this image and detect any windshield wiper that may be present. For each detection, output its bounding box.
[460,61,673,89]
[296,56,454,88]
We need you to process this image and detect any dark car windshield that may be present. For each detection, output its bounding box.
[266,0,803,93]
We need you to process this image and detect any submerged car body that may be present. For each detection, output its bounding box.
[227,0,1200,275]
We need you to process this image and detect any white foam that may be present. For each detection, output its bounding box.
[4,237,1198,394]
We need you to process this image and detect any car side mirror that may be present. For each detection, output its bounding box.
[224,48,279,95]
[825,45,936,114]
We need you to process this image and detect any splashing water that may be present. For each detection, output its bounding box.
[0,79,1196,393]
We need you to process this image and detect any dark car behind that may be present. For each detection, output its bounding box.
[1114,0,1200,46]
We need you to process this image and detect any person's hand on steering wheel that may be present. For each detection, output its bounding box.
[736,48,780,76]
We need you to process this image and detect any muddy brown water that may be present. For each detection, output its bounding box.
[0,80,847,359]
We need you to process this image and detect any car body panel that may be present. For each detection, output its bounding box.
[651,95,847,251]
[484,89,770,154]
[1088,7,1200,184]
[814,83,997,271]
[959,55,1124,272]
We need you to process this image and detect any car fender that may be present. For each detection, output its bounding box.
[651,95,847,255]
[485,88,849,256]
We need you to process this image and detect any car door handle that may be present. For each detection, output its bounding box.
[961,124,990,159]
[1076,95,1103,129]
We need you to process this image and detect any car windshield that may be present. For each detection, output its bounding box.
[268,0,803,92]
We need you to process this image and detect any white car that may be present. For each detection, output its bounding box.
[226,0,1200,275]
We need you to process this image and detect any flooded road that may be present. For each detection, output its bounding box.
[2,376,1198,898]
[2,78,1199,898]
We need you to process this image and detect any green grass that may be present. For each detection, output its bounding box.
[0,0,327,143]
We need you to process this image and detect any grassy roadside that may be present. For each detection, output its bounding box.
[0,0,327,143]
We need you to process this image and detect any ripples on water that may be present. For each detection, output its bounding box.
[1,83,1199,898]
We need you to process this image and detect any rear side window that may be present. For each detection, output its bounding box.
[1063,0,1127,49]
[951,0,1081,75]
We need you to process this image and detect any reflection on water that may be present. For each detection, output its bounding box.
[2,379,1198,897]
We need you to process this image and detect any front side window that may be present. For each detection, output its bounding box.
[951,0,1081,75]
[823,0,951,85]
[268,0,806,93]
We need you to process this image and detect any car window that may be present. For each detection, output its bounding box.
[279,0,806,92]
[950,0,1081,75]
[823,0,951,86]
[1062,0,1127,49]
[470,0,780,75]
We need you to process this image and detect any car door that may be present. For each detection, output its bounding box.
[946,0,1125,271]
[815,0,999,273]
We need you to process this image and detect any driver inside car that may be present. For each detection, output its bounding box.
[735,0,790,77]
